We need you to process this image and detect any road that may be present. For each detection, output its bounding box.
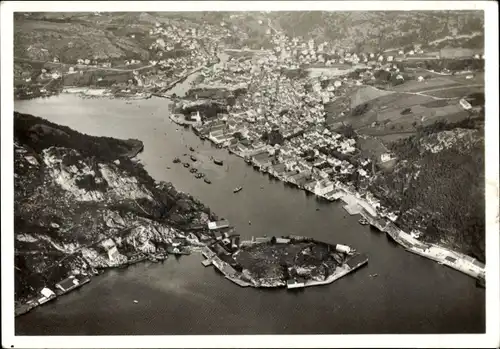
[15,56,155,73]
[415,83,483,94]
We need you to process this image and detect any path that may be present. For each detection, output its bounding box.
[15,56,154,73]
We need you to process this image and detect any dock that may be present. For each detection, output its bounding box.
[201,259,213,267]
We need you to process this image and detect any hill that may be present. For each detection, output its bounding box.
[269,11,484,51]
[14,112,215,305]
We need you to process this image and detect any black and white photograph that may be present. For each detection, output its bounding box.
[1,1,499,348]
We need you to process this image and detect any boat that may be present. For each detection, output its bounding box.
[133,300,139,304]
[244,156,252,164]
[358,218,370,225]
[204,178,211,184]
[172,157,180,163]
[183,163,190,168]
[233,186,243,193]
[189,168,198,173]
[189,147,195,152]
[190,155,197,161]
[369,273,378,278]
[195,172,205,178]
[213,159,224,166]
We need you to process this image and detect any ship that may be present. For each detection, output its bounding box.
[204,178,211,184]
[213,158,224,166]
[172,157,180,163]
[190,155,197,161]
[189,146,195,152]
[189,167,198,173]
[195,172,205,178]
[233,186,243,193]
[183,163,190,168]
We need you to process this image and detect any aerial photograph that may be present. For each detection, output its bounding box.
[4,3,497,345]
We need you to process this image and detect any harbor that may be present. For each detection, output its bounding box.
[167,112,485,283]
[14,83,485,336]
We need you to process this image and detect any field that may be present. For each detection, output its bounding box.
[329,86,479,144]
[392,78,464,93]
[424,85,484,98]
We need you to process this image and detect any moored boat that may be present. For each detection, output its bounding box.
[233,186,243,193]
[358,218,369,225]
[214,158,224,166]
[204,178,211,184]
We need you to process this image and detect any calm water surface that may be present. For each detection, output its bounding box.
[14,92,484,335]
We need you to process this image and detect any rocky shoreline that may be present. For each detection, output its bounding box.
[14,111,220,317]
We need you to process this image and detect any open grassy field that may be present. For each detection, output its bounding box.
[330,87,476,142]
[423,85,484,98]
[392,74,465,92]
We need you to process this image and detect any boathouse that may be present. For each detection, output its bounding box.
[55,276,80,293]
[208,220,230,230]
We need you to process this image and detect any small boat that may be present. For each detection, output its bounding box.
[195,172,205,178]
[190,155,197,161]
[369,273,378,278]
[189,168,198,173]
[204,178,211,184]
[173,157,180,163]
[183,163,190,168]
[189,147,195,152]
[213,159,224,166]
[166,166,171,169]
[248,221,251,225]
[133,300,139,304]
[316,208,320,211]
[358,218,369,225]
[233,186,243,193]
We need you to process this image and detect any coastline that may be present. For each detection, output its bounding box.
[173,119,486,283]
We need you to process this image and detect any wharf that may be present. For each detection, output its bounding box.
[201,259,213,267]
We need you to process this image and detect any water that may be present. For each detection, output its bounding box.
[14,88,484,335]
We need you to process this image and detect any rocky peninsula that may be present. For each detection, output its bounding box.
[14,111,216,316]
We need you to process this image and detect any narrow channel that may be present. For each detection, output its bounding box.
[14,61,484,334]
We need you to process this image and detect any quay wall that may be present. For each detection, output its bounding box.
[175,117,486,282]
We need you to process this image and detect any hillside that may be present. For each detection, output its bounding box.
[269,11,484,51]
[365,117,486,262]
[14,112,216,305]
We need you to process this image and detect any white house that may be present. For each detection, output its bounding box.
[335,244,352,254]
[380,153,394,162]
[459,98,472,110]
[314,179,334,196]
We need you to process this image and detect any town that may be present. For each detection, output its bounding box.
[13,11,487,321]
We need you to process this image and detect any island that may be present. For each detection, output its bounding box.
[201,235,368,289]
